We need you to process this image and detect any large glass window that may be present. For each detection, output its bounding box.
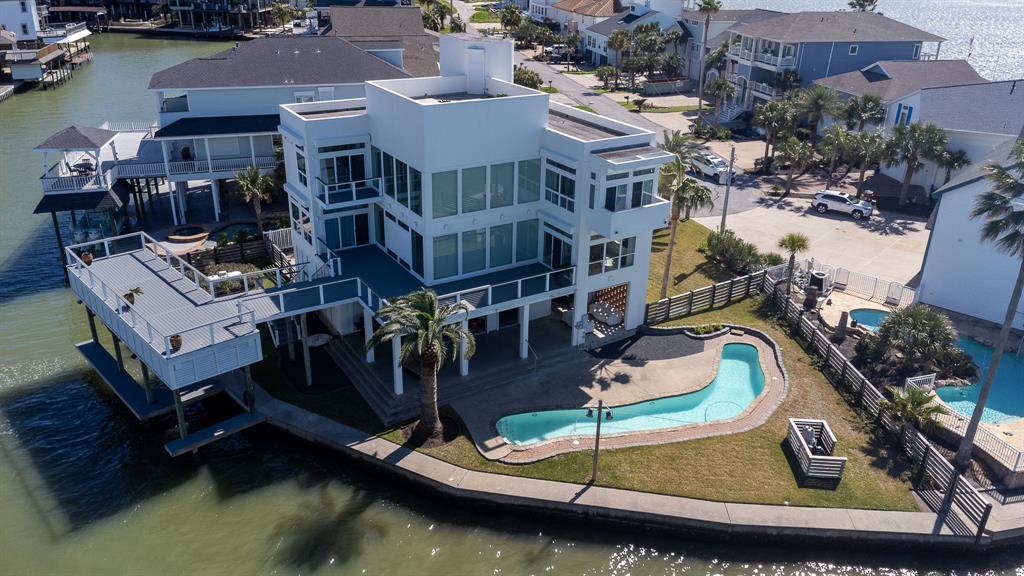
[518,159,541,203]
[605,184,627,211]
[545,168,575,212]
[462,229,486,273]
[490,162,514,208]
[588,237,636,275]
[490,223,513,267]
[395,159,409,207]
[296,151,307,186]
[410,167,422,216]
[324,214,370,250]
[632,179,654,207]
[462,166,486,213]
[433,234,458,279]
[371,145,381,178]
[431,171,458,217]
[374,205,384,245]
[516,219,539,262]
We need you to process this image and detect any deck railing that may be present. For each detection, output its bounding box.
[40,172,106,192]
[315,176,383,208]
[437,266,576,310]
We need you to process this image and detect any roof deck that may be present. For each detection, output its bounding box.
[547,109,627,141]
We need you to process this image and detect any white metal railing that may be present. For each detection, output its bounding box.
[115,162,166,178]
[905,373,937,391]
[934,411,1024,472]
[602,191,669,213]
[40,172,105,192]
[830,266,916,307]
[315,176,383,207]
[168,159,209,174]
[100,120,157,134]
[437,266,576,309]
[751,82,782,99]
[38,22,88,38]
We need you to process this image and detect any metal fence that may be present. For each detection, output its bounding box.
[831,267,917,307]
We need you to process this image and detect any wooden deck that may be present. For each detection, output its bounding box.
[76,340,175,421]
[164,412,267,457]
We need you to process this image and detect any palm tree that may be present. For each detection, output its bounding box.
[938,148,971,185]
[848,0,878,11]
[886,122,948,207]
[664,28,684,71]
[696,0,721,112]
[819,124,852,188]
[706,77,735,128]
[883,386,946,432]
[607,30,630,91]
[877,304,958,365]
[777,232,810,295]
[955,139,1024,470]
[366,289,476,443]
[844,94,886,131]
[776,137,814,195]
[848,129,888,197]
[658,159,713,299]
[752,100,797,171]
[500,3,522,30]
[797,85,839,146]
[234,166,273,238]
[661,129,700,161]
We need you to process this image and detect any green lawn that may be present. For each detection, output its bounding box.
[574,104,596,113]
[619,101,700,113]
[539,86,559,94]
[647,219,732,300]
[254,220,918,511]
[469,8,501,23]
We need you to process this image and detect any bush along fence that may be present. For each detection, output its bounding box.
[643,264,993,540]
[180,237,271,270]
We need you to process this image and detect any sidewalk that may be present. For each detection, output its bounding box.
[223,377,1003,549]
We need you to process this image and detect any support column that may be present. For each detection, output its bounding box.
[285,318,296,361]
[110,330,125,373]
[174,392,188,439]
[51,211,69,284]
[243,366,256,412]
[140,361,152,404]
[519,304,530,359]
[211,178,222,222]
[460,319,469,376]
[86,308,99,343]
[175,182,188,224]
[391,337,403,395]
[300,313,312,387]
[363,307,375,363]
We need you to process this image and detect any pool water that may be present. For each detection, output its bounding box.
[496,343,766,446]
[850,308,1024,424]
[850,308,889,333]
[936,337,1024,424]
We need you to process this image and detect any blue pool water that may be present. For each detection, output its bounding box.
[849,308,1024,424]
[850,308,890,333]
[496,343,766,446]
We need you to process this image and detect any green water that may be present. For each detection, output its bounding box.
[2,33,1024,575]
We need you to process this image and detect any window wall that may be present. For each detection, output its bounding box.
[430,158,543,219]
[588,237,636,275]
[603,168,657,212]
[369,146,423,216]
[544,159,576,212]
[324,212,370,250]
[432,218,541,280]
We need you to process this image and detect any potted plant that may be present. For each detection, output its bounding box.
[82,251,94,266]
[123,286,143,306]
[169,334,183,352]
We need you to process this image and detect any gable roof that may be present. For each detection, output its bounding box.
[815,60,986,101]
[586,9,669,37]
[327,5,425,38]
[35,125,118,150]
[934,136,1022,197]
[551,0,621,18]
[704,9,786,47]
[148,36,411,90]
[917,80,1024,135]
[727,11,944,44]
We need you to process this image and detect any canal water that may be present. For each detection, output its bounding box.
[1,28,1023,575]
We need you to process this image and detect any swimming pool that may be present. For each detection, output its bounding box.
[203,222,259,247]
[849,308,1024,424]
[849,308,889,333]
[495,343,766,446]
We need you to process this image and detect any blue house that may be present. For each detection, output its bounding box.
[715,11,944,122]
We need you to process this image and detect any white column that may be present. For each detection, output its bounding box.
[175,182,188,224]
[363,307,375,363]
[203,137,212,175]
[519,304,530,359]
[168,179,179,226]
[391,337,403,395]
[160,140,177,226]
[459,319,469,376]
[300,313,312,387]
[211,178,221,222]
[249,135,257,165]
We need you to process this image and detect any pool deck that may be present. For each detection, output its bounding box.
[454,327,787,463]
[818,291,893,333]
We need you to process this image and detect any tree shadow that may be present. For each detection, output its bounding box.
[778,439,841,491]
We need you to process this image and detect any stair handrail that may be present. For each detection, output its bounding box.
[526,339,539,371]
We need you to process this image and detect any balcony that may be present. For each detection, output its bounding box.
[750,81,783,99]
[590,195,670,238]
[160,94,189,113]
[314,176,382,209]
[40,153,112,192]
[116,154,276,179]
[752,52,796,69]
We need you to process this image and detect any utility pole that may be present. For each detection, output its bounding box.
[719,145,736,233]
[590,399,607,483]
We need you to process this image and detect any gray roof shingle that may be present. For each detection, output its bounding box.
[704,9,786,47]
[148,36,411,90]
[586,10,661,37]
[36,125,118,150]
[815,60,986,101]
[727,11,944,44]
[328,5,425,38]
[917,80,1024,136]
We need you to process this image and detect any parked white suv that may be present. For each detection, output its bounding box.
[811,190,874,220]
[690,152,733,183]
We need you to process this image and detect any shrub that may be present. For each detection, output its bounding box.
[514,66,542,89]
[714,127,732,140]
[933,346,980,380]
[203,262,261,295]
[691,322,724,335]
[762,252,785,266]
[703,229,765,274]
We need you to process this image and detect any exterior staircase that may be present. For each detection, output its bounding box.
[718,102,744,123]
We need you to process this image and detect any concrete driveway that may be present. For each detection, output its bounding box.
[695,196,930,285]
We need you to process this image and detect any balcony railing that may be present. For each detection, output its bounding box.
[114,154,274,179]
[38,22,88,38]
[315,176,382,208]
[751,81,783,99]
[753,52,796,68]
[438,267,576,310]
[40,170,109,192]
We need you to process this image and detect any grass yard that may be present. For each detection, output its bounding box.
[647,219,732,299]
[469,8,501,23]
[256,219,917,511]
[619,101,700,113]
[539,86,559,94]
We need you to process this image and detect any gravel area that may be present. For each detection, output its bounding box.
[589,332,705,362]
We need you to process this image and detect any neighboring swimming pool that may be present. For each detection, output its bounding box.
[496,343,766,446]
[850,308,1024,424]
[203,222,259,247]
[850,308,889,333]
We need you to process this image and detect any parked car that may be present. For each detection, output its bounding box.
[544,44,568,57]
[811,190,874,220]
[690,152,733,183]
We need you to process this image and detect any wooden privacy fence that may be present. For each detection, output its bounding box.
[181,238,270,270]
[644,267,783,324]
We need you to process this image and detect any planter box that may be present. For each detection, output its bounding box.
[682,326,730,340]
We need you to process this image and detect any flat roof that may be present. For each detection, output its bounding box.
[297,107,367,119]
[595,145,671,163]
[547,109,626,141]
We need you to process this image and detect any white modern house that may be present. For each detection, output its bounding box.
[919,138,1024,330]
[60,33,672,450]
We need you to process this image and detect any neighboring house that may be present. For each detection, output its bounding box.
[876,79,1024,193]
[541,0,620,33]
[163,0,272,32]
[61,34,673,436]
[918,138,1024,330]
[583,3,687,67]
[0,0,41,43]
[33,33,437,236]
[327,5,438,77]
[719,11,944,121]
[677,8,782,85]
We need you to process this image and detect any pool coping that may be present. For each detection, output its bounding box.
[483,325,789,464]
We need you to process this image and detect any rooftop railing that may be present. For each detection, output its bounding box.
[314,176,382,208]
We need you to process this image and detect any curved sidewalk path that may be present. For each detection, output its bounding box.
[224,379,1020,550]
